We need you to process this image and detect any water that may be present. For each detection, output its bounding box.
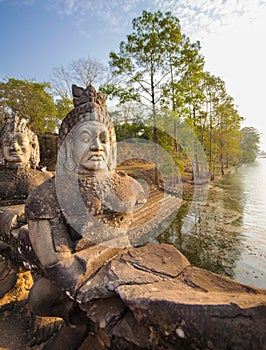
[157,158,266,289]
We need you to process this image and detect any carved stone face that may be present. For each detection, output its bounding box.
[68,121,111,175]
[2,132,31,164]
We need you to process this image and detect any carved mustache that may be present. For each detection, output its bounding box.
[81,151,106,162]
[9,149,22,155]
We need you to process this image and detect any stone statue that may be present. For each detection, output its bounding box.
[25,85,146,349]
[25,85,266,350]
[0,116,51,203]
[1,116,39,168]
[0,116,52,300]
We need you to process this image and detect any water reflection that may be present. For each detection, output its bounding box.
[157,158,266,289]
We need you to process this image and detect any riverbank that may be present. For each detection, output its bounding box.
[157,159,266,290]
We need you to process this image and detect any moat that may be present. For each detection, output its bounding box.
[158,157,266,289]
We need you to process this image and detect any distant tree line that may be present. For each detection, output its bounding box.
[0,11,260,180]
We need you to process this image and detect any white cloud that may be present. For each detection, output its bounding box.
[46,0,265,40]
[47,0,149,32]
[153,0,266,42]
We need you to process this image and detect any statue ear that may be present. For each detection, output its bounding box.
[66,133,73,152]
[29,134,40,168]
[64,133,76,171]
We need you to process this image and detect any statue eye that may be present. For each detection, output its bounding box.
[100,132,109,143]
[101,137,108,144]
[80,132,91,143]
[19,139,27,146]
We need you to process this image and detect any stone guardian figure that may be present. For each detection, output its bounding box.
[25,85,145,349]
[0,116,52,297]
[25,85,266,350]
[0,115,51,203]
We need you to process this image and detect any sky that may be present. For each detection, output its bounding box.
[1,0,266,149]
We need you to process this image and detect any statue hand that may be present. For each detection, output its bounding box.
[43,255,87,297]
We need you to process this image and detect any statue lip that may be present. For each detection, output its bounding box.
[87,153,105,161]
[9,151,22,156]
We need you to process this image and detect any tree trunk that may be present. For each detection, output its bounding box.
[151,61,159,186]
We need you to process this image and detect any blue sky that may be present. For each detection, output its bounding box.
[1,0,266,149]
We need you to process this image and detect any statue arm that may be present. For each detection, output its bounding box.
[28,219,121,298]
[28,219,59,266]
[28,218,86,296]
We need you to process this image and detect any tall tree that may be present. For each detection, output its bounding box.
[200,73,223,179]
[161,35,204,115]
[214,93,243,173]
[0,78,56,133]
[240,127,260,162]
[109,11,192,109]
[109,11,188,183]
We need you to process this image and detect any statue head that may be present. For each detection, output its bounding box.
[57,85,116,176]
[1,116,40,168]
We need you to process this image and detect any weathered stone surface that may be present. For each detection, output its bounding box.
[0,204,25,238]
[0,120,52,303]
[0,165,52,205]
[78,243,266,350]
[179,265,259,294]
[83,295,126,331]
[74,245,123,287]
[77,243,190,303]
[0,257,17,298]
[78,257,163,303]
[112,310,151,349]
[119,243,190,277]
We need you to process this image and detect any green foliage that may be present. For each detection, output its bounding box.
[115,123,147,141]
[99,84,140,104]
[0,78,57,133]
[197,72,244,174]
[108,10,260,178]
[240,127,260,162]
[55,95,73,129]
[109,10,185,107]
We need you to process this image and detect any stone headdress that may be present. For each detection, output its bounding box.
[57,85,116,172]
[1,116,40,168]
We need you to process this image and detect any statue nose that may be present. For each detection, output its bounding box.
[90,138,103,151]
[10,142,20,151]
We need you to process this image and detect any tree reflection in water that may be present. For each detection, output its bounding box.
[157,173,245,279]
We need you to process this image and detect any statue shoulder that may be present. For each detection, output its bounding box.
[26,168,54,193]
[25,176,59,220]
[115,171,143,189]
[113,171,146,205]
